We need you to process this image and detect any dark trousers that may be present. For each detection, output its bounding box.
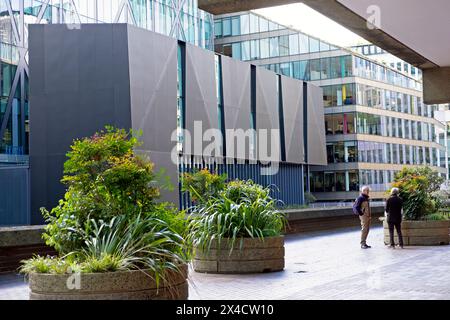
[388,221,403,246]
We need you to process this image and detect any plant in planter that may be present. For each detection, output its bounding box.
[184,170,286,274]
[181,168,227,204]
[21,127,192,300]
[383,167,449,246]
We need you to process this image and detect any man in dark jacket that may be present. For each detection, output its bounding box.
[385,188,404,248]
[355,186,371,249]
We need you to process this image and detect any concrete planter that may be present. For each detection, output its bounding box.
[383,220,450,246]
[28,264,188,300]
[193,236,285,274]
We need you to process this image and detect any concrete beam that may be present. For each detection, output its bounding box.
[301,0,437,70]
[198,0,299,15]
[423,67,450,104]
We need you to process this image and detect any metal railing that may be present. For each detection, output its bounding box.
[178,155,305,210]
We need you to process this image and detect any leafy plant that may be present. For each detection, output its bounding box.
[181,168,227,203]
[23,126,190,284]
[77,215,190,279]
[390,167,444,221]
[41,127,163,254]
[188,180,286,254]
[20,256,79,274]
[305,192,316,204]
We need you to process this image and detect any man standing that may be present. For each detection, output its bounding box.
[385,187,404,248]
[355,186,371,249]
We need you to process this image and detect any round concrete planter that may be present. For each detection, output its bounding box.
[383,220,450,246]
[193,236,285,274]
[28,264,188,300]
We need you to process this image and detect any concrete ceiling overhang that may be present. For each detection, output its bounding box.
[198,0,300,14]
[301,0,450,104]
[199,0,450,104]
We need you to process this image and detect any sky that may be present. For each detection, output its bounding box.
[254,3,369,48]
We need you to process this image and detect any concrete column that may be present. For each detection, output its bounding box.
[423,67,450,104]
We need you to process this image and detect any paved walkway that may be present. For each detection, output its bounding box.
[1,226,449,300]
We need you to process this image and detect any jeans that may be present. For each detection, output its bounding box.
[388,221,403,246]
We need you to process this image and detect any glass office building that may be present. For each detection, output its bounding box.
[214,11,448,201]
[0,0,214,162]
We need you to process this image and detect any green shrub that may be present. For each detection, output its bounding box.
[181,168,227,203]
[391,167,444,221]
[424,212,449,221]
[42,127,162,254]
[222,180,270,204]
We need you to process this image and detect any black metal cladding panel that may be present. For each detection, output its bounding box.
[281,75,304,164]
[221,55,252,159]
[255,67,280,162]
[126,26,179,205]
[127,25,178,154]
[307,83,327,165]
[29,24,132,224]
[184,42,220,156]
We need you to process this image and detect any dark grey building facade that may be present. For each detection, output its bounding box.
[28,23,326,224]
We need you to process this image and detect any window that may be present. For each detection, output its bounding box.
[280,63,291,76]
[311,172,324,192]
[345,141,357,162]
[336,173,346,191]
[260,38,269,59]
[292,61,309,80]
[299,34,309,54]
[250,40,259,60]
[309,37,320,52]
[405,145,411,164]
[327,143,345,163]
[349,171,359,191]
[259,17,269,32]
[320,41,330,52]
[341,56,353,77]
[240,14,250,34]
[404,120,410,139]
[231,16,240,36]
[325,114,344,135]
[330,56,341,79]
[324,173,336,192]
[249,14,259,33]
[309,59,321,80]
[268,20,278,31]
[320,58,331,79]
[323,86,332,107]
[215,20,222,37]
[398,118,403,138]
[231,42,241,60]
[222,18,231,36]
[343,84,354,105]
[289,34,299,55]
[269,37,279,57]
[279,35,289,56]
[345,113,355,134]
[241,41,250,61]
[386,143,392,163]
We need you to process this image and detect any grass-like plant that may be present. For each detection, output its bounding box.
[187,180,286,254]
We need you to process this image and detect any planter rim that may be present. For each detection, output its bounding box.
[27,264,188,277]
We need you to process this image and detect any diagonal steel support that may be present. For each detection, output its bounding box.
[5,0,21,46]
